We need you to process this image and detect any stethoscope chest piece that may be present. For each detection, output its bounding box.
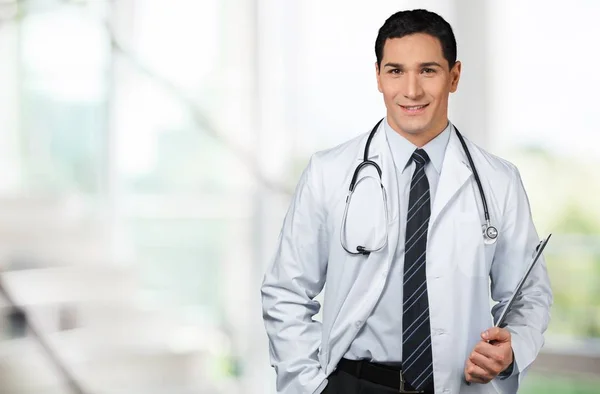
[482,223,499,245]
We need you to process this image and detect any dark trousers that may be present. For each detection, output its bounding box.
[323,368,413,394]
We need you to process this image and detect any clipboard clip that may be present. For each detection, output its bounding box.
[532,238,544,257]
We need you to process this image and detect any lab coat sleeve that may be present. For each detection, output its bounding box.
[489,166,553,394]
[261,154,330,394]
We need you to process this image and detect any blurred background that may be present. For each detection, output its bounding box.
[0,0,598,393]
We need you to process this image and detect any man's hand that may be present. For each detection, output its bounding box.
[464,327,513,384]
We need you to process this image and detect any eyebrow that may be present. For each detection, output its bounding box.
[383,62,444,69]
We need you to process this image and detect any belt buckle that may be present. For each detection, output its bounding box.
[399,370,423,394]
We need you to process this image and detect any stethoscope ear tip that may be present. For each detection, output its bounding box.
[356,246,370,255]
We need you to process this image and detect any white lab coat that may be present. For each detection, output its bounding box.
[261,122,553,394]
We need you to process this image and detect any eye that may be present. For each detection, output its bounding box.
[388,68,402,75]
[421,68,436,74]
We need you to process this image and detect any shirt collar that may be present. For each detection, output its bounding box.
[384,118,452,174]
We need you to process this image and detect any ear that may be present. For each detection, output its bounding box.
[449,60,462,93]
[376,62,383,93]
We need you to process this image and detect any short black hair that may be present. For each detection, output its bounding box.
[375,9,457,70]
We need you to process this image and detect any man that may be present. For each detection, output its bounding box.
[261,9,552,394]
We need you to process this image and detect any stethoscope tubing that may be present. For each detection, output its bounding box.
[341,119,498,255]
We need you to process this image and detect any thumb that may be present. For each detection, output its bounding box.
[481,327,510,342]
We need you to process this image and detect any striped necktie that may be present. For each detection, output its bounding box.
[402,148,434,391]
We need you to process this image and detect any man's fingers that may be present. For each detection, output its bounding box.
[466,375,487,384]
[473,341,510,365]
[482,327,511,342]
[469,347,502,375]
[464,359,492,384]
[467,327,513,385]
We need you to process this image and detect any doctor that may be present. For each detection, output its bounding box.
[261,9,552,394]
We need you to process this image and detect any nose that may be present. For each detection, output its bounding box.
[403,73,424,100]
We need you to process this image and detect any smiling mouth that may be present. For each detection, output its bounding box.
[399,104,429,114]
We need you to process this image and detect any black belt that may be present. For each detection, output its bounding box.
[337,358,434,393]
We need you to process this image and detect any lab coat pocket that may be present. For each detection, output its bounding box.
[454,215,488,277]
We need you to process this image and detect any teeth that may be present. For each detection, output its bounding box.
[404,105,425,110]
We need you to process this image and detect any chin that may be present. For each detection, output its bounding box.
[397,121,431,135]
[388,113,429,135]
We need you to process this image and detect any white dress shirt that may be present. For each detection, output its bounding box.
[344,118,452,362]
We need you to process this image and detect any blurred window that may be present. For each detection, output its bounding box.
[18,0,110,194]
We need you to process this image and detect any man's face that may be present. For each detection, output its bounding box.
[376,33,461,141]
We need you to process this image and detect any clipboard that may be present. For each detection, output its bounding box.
[495,233,552,328]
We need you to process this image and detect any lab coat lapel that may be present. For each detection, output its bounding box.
[430,129,473,227]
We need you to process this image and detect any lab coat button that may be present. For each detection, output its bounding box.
[355,321,362,328]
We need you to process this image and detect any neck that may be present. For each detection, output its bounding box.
[389,119,449,148]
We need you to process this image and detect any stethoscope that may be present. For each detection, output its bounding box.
[340,118,499,256]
